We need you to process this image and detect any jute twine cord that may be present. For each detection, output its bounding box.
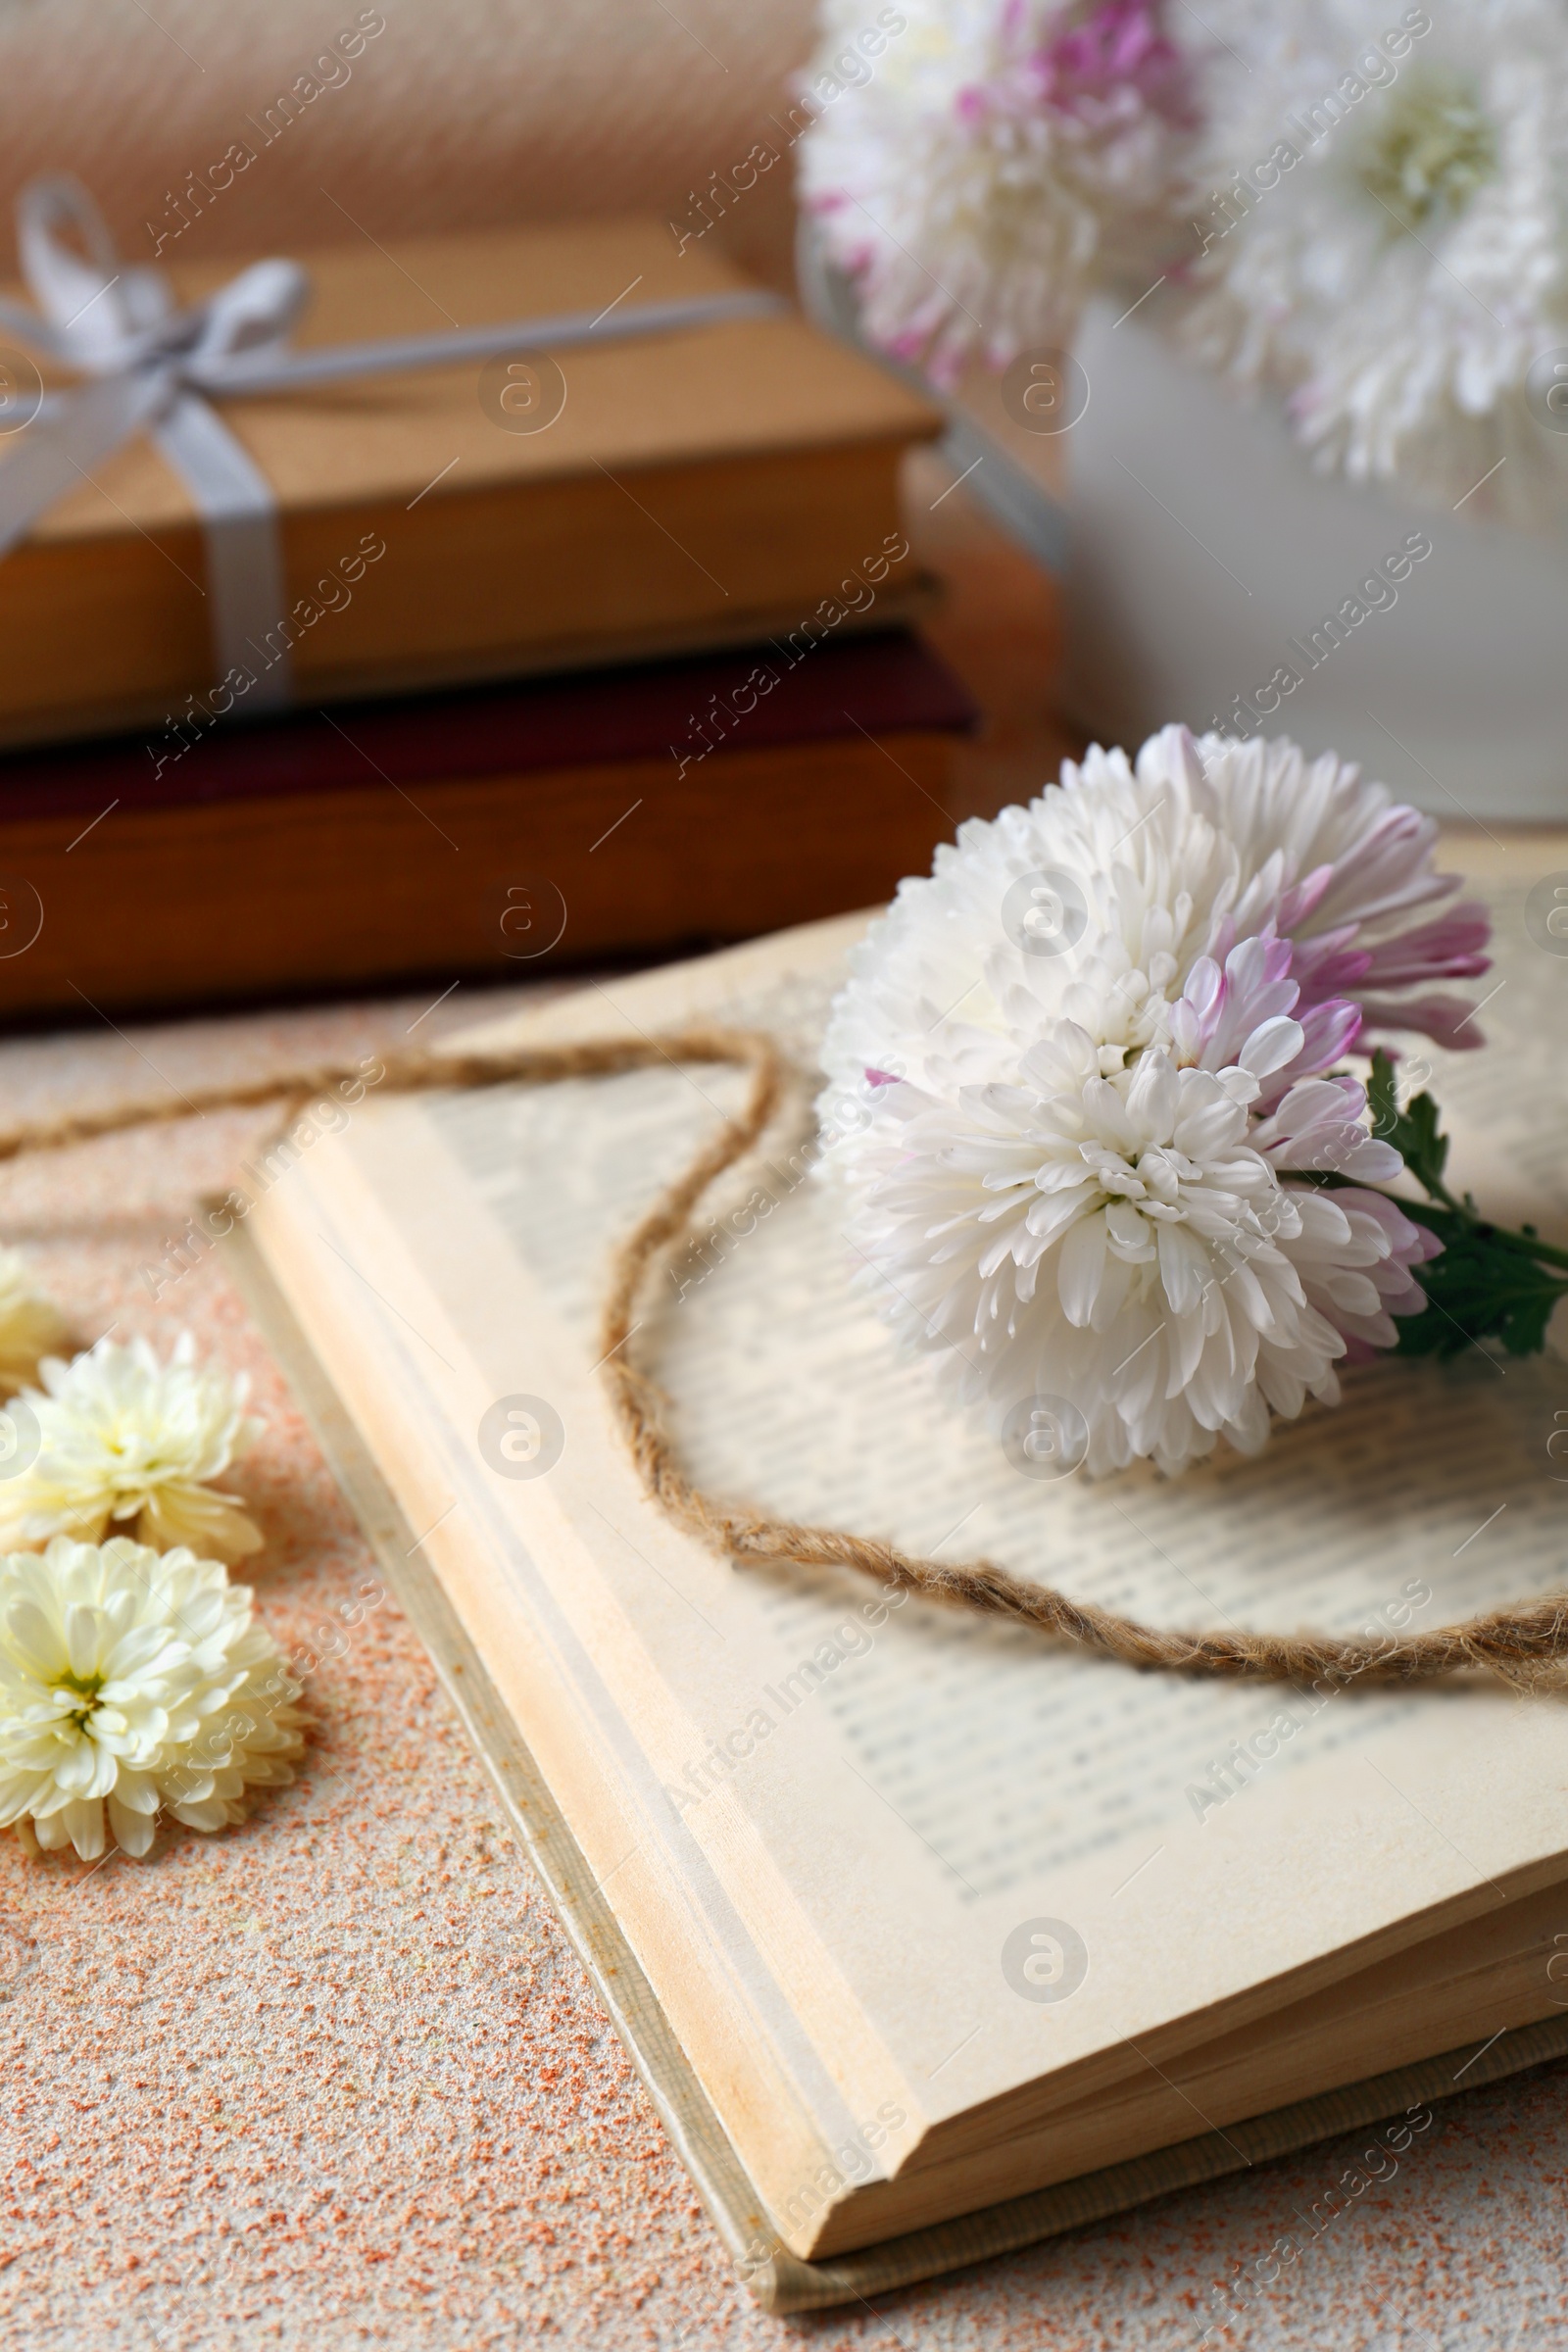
[4,1023,1564,1690]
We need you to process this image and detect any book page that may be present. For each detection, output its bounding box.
[248,848,1568,2245]
[1388,832,1568,1236]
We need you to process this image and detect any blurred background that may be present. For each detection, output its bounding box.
[0,0,812,282]
[0,0,1558,1021]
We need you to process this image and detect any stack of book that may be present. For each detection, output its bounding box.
[0,217,971,1016]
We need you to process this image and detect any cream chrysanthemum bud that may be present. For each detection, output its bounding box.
[0,1247,69,1395]
[0,1535,304,1859]
[0,1334,264,1560]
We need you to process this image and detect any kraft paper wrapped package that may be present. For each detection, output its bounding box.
[0,199,938,749]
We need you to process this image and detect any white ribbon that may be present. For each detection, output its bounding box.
[0,176,787,709]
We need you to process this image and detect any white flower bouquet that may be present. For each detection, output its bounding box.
[802,0,1568,518]
[817,725,1567,1474]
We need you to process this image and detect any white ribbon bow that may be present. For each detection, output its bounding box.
[0,176,786,709]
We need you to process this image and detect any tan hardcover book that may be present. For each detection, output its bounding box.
[0,218,941,748]
[235,831,1568,2311]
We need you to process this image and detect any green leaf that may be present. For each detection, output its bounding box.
[1391,1201,1568,1360]
[1499,1287,1562,1358]
[1367,1047,1449,1199]
[1365,1045,1399,1139]
[1300,1061,1568,1360]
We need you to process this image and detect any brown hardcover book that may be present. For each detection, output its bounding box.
[0,630,975,1018]
[0,218,942,748]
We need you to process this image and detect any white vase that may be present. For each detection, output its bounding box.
[1062,298,1568,820]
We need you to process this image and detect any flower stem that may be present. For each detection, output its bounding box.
[1360,1050,1568,1358]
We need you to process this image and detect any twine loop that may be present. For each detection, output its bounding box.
[4,1024,1563,1690]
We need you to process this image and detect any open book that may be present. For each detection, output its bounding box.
[240,832,1568,2311]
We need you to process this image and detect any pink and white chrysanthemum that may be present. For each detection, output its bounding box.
[800,0,1193,386]
[817,723,1484,1472]
[1177,728,1492,1049]
[1250,1075,1444,1359]
[822,722,1487,1095]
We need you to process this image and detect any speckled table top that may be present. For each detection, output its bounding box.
[0,981,1564,2352]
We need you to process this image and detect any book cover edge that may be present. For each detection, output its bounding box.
[218,1211,1568,2318]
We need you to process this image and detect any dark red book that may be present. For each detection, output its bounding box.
[0,630,976,1019]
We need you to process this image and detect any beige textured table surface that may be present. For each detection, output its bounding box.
[1,978,1566,2352]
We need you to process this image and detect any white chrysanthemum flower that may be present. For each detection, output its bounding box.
[0,1248,69,1395]
[0,1334,264,1560]
[0,1534,304,1859]
[822,723,1486,1100]
[818,724,1470,1472]
[839,1024,1395,1472]
[1180,0,1568,513]
[801,0,1194,384]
